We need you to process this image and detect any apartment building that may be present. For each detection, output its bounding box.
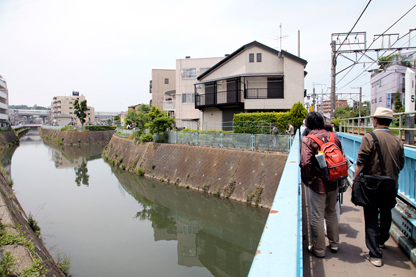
[175,56,224,129]
[370,52,416,114]
[0,75,9,125]
[150,69,176,117]
[316,99,348,116]
[51,91,95,126]
[195,41,307,130]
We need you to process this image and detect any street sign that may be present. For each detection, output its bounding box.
[405,68,415,113]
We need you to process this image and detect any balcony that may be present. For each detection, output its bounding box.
[163,100,176,111]
[245,88,284,99]
[195,89,243,109]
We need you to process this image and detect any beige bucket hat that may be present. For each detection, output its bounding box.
[372,107,394,119]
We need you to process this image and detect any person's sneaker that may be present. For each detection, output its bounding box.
[364,253,383,267]
[308,245,325,258]
[330,246,338,253]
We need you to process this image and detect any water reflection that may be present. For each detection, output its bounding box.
[112,168,268,277]
[0,146,17,183]
[42,141,106,187]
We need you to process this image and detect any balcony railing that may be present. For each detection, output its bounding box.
[163,100,176,111]
[246,88,284,99]
[195,89,242,109]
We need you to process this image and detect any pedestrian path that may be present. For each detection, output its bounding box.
[303,187,416,276]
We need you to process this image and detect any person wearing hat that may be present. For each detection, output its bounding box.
[353,107,405,267]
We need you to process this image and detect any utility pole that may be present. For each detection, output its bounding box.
[359,87,362,118]
[330,40,336,119]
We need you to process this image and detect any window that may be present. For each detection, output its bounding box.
[164,78,169,84]
[182,93,195,103]
[69,102,73,104]
[69,112,73,114]
[257,53,262,62]
[249,53,254,63]
[181,68,196,79]
[379,97,382,102]
[69,107,73,109]
[371,99,374,104]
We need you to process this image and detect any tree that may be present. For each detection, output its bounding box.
[146,107,175,134]
[75,160,89,186]
[73,99,89,129]
[335,105,351,119]
[288,102,307,130]
[393,92,404,113]
[378,54,412,70]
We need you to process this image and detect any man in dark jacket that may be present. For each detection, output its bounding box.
[300,112,342,258]
[354,107,404,267]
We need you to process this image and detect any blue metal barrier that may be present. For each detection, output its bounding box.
[249,131,302,276]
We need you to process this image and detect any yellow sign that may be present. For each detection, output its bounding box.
[309,106,313,112]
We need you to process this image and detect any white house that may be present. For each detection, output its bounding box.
[195,41,308,130]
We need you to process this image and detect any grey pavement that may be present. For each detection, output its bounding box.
[303,186,416,277]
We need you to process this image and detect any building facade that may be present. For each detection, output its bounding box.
[51,92,95,126]
[195,41,307,130]
[316,99,348,116]
[150,69,176,117]
[370,52,416,115]
[0,75,9,125]
[175,56,224,130]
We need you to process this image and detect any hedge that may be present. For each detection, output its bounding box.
[85,125,116,131]
[233,112,290,134]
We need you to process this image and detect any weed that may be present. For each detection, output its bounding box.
[185,184,190,189]
[174,177,181,186]
[56,252,71,276]
[119,157,123,163]
[246,185,263,206]
[120,164,126,170]
[137,168,145,176]
[223,177,236,198]
[0,252,15,276]
[27,213,41,236]
[151,163,156,169]
[213,186,221,197]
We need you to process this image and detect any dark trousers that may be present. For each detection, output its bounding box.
[363,206,392,258]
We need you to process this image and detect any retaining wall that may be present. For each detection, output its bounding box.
[0,131,19,147]
[104,136,288,208]
[39,128,115,146]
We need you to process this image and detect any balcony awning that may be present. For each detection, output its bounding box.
[195,73,284,85]
[164,89,176,96]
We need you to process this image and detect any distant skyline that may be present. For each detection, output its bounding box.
[0,0,415,112]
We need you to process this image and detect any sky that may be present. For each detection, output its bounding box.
[0,0,415,112]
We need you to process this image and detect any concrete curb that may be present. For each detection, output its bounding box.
[390,223,416,264]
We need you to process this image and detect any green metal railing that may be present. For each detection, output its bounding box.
[339,111,416,147]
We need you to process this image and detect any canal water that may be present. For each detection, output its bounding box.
[7,129,269,277]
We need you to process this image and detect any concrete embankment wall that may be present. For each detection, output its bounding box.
[105,136,288,208]
[0,131,19,147]
[0,174,65,276]
[39,128,115,146]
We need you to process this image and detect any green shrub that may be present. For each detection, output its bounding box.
[60,125,74,131]
[27,213,41,236]
[137,168,145,176]
[233,112,290,134]
[85,125,116,131]
[140,134,153,142]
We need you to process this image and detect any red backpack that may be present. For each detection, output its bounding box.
[307,132,348,182]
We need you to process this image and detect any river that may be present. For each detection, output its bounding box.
[7,129,269,276]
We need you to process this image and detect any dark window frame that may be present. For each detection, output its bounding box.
[257,53,262,62]
[164,78,169,84]
[249,53,254,63]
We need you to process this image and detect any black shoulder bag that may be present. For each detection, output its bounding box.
[351,132,397,209]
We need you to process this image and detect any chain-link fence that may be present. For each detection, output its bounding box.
[167,131,291,152]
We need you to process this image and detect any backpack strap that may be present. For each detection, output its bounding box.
[329,132,335,143]
[369,131,388,175]
[307,134,323,147]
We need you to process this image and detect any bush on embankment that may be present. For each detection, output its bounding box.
[233,112,290,134]
[85,125,117,131]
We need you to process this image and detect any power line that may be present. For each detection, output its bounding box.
[335,4,416,88]
[336,0,373,52]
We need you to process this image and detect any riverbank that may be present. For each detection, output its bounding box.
[104,135,288,208]
[39,128,115,146]
[0,131,19,148]
[0,170,65,276]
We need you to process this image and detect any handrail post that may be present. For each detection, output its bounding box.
[399,114,403,142]
[220,133,223,148]
[251,134,255,151]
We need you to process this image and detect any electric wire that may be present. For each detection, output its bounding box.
[335,4,416,88]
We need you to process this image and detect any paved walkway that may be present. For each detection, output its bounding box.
[303,186,416,277]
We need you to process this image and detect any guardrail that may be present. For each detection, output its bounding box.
[339,111,416,146]
[337,132,416,245]
[249,131,302,276]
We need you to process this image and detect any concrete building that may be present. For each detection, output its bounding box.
[370,52,416,114]
[175,56,224,129]
[150,69,176,117]
[51,91,95,126]
[0,75,9,125]
[317,99,348,116]
[195,41,307,130]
